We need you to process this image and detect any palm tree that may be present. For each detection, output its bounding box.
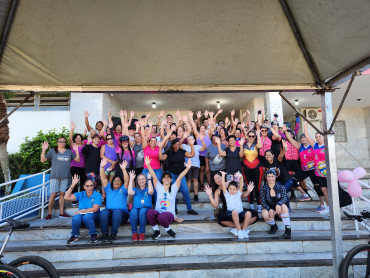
[0,92,12,194]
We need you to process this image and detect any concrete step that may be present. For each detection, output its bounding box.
[2,231,367,264]
[48,252,342,277]
[0,209,359,242]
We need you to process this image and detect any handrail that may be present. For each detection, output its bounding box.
[0,169,51,188]
[0,181,49,202]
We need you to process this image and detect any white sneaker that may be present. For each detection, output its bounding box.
[250,204,255,210]
[257,205,262,213]
[319,206,330,215]
[230,228,238,237]
[237,230,245,239]
[243,229,250,238]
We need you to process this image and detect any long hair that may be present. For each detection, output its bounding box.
[120,143,134,169]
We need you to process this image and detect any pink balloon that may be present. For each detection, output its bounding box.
[347,180,362,197]
[352,167,367,179]
[338,170,355,183]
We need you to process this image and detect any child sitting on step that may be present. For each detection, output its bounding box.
[220,171,255,239]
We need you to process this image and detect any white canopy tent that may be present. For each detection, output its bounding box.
[0,1,370,276]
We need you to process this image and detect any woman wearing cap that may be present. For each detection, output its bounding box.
[128,169,154,241]
[159,128,198,215]
[259,124,272,162]
[145,156,192,239]
[240,127,263,212]
[260,169,291,239]
[284,123,325,212]
[304,121,329,214]
[99,158,130,242]
[65,175,102,244]
[113,135,136,180]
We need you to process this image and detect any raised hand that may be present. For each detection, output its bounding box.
[157,141,163,148]
[72,143,79,151]
[129,170,136,180]
[188,111,194,119]
[215,137,221,145]
[242,111,247,118]
[204,184,213,196]
[70,121,76,130]
[102,119,108,126]
[108,122,113,129]
[120,160,128,170]
[71,174,80,186]
[282,139,288,150]
[225,117,230,125]
[84,111,90,118]
[130,111,135,118]
[119,110,125,118]
[176,110,181,118]
[182,115,188,122]
[170,125,177,132]
[159,110,164,118]
[217,108,223,114]
[100,157,108,168]
[247,181,255,193]
[220,171,227,177]
[234,171,243,180]
[144,156,152,167]
[233,118,239,125]
[231,110,235,116]
[147,172,152,180]
[239,137,245,146]
[204,110,209,118]
[196,111,202,118]
[42,141,49,151]
[282,124,287,132]
[246,110,251,115]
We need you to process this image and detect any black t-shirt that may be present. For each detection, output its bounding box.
[225,147,242,174]
[81,144,101,173]
[268,134,281,158]
[166,149,186,175]
[263,158,291,183]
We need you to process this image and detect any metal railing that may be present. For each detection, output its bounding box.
[0,169,52,226]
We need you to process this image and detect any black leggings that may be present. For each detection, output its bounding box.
[243,166,264,205]
[292,169,323,197]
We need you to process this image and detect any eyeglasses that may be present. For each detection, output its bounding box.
[84,184,94,188]
[261,130,268,132]
[106,137,113,140]
[58,140,66,143]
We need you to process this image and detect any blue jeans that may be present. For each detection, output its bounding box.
[168,171,192,211]
[142,168,163,204]
[283,178,295,210]
[129,207,150,234]
[99,208,129,234]
[71,212,99,236]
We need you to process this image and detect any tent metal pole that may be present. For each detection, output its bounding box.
[0,0,19,63]
[328,72,357,133]
[279,0,323,87]
[321,90,343,278]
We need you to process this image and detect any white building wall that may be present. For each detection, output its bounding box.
[7,111,70,153]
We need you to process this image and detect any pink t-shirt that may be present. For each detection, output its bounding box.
[70,146,85,168]
[259,136,272,156]
[299,144,315,171]
[143,146,161,169]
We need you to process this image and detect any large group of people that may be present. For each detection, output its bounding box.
[40,108,328,243]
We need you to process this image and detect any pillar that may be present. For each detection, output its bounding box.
[266,92,284,125]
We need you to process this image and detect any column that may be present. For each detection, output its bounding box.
[266,92,283,125]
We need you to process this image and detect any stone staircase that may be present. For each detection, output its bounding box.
[0,187,369,277]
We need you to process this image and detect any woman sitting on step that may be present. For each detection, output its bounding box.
[128,170,154,242]
[99,158,130,242]
[204,171,258,237]
[145,156,192,239]
[260,169,291,239]
[64,175,102,244]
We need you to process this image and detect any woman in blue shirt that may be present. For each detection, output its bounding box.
[99,158,130,242]
[128,170,154,241]
[64,175,102,244]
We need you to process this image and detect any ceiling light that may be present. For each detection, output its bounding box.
[216,101,221,109]
[110,93,114,97]
[152,102,156,109]
[294,99,299,106]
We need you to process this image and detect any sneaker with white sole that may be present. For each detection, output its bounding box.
[243,229,250,238]
[314,205,326,212]
[237,230,245,239]
[230,228,238,237]
[319,207,330,215]
[297,195,311,201]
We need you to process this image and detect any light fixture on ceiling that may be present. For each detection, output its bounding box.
[294,99,299,106]
[216,101,221,109]
[110,93,114,97]
[152,102,156,109]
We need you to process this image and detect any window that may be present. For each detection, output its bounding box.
[320,120,347,142]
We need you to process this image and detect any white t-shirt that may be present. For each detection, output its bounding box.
[155,181,179,216]
[224,190,243,213]
[182,144,202,168]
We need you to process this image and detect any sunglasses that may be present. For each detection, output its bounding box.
[84,184,94,188]
[261,130,268,132]
[106,137,113,140]
[58,140,66,143]
[248,135,256,138]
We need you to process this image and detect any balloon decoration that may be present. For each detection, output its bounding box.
[338,167,367,197]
